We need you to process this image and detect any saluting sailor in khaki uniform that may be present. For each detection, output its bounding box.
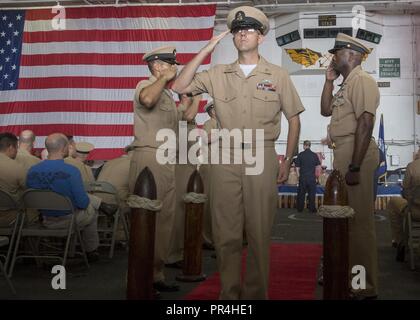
[129,46,180,292]
[173,6,303,299]
[321,33,380,299]
[166,93,201,266]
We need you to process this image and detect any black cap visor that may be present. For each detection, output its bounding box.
[328,41,368,54]
[231,17,263,34]
[145,53,180,65]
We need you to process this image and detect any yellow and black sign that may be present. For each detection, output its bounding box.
[285,48,323,67]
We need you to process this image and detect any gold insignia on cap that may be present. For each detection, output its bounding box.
[236,11,244,21]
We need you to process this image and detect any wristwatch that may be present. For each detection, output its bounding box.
[348,164,360,172]
[284,156,292,162]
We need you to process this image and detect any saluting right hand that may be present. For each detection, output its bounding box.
[203,30,230,54]
[326,64,340,82]
[161,65,178,82]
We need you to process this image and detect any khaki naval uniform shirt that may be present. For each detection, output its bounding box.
[97,154,131,205]
[0,153,27,226]
[203,118,218,140]
[329,65,379,141]
[132,75,178,150]
[0,153,26,200]
[64,157,95,184]
[15,149,41,173]
[403,158,420,215]
[286,170,299,185]
[189,57,304,143]
[318,173,329,187]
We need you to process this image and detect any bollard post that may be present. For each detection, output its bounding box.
[176,170,207,282]
[127,167,157,300]
[321,169,350,300]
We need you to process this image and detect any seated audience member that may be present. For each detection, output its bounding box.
[286,163,299,185]
[388,149,420,261]
[97,144,134,207]
[96,145,134,241]
[40,148,49,160]
[65,140,95,183]
[318,166,329,187]
[0,132,28,226]
[26,133,118,261]
[16,130,41,172]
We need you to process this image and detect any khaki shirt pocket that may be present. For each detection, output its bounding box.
[213,90,237,123]
[252,90,280,123]
[213,91,237,104]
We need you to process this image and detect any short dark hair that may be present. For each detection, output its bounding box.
[0,132,18,152]
[303,140,311,147]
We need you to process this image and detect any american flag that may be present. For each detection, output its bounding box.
[0,5,215,159]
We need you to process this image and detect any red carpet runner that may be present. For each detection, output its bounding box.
[184,243,322,300]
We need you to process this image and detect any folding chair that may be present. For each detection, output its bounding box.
[0,189,23,274]
[0,236,16,295]
[8,189,90,277]
[403,185,420,270]
[85,181,129,258]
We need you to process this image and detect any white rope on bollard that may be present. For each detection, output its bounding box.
[317,205,355,218]
[183,192,207,204]
[126,194,162,211]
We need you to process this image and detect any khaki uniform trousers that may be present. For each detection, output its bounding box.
[166,163,196,264]
[388,197,420,244]
[128,148,176,283]
[211,147,278,300]
[199,163,213,246]
[333,137,379,297]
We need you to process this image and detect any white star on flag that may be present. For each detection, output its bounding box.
[8,22,13,28]
[5,57,10,62]
[12,48,17,53]
[9,82,15,87]
[0,48,4,54]
[11,65,16,70]
[6,40,11,45]
[13,30,19,36]
[0,32,5,37]
[2,16,7,21]
[16,14,22,20]
[4,74,9,79]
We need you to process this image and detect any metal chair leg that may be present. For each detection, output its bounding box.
[408,213,415,270]
[1,258,16,295]
[8,213,26,278]
[109,210,120,259]
[75,225,89,269]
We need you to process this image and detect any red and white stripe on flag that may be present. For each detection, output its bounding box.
[0,5,216,160]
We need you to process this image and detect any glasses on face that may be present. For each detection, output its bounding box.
[232,28,258,36]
